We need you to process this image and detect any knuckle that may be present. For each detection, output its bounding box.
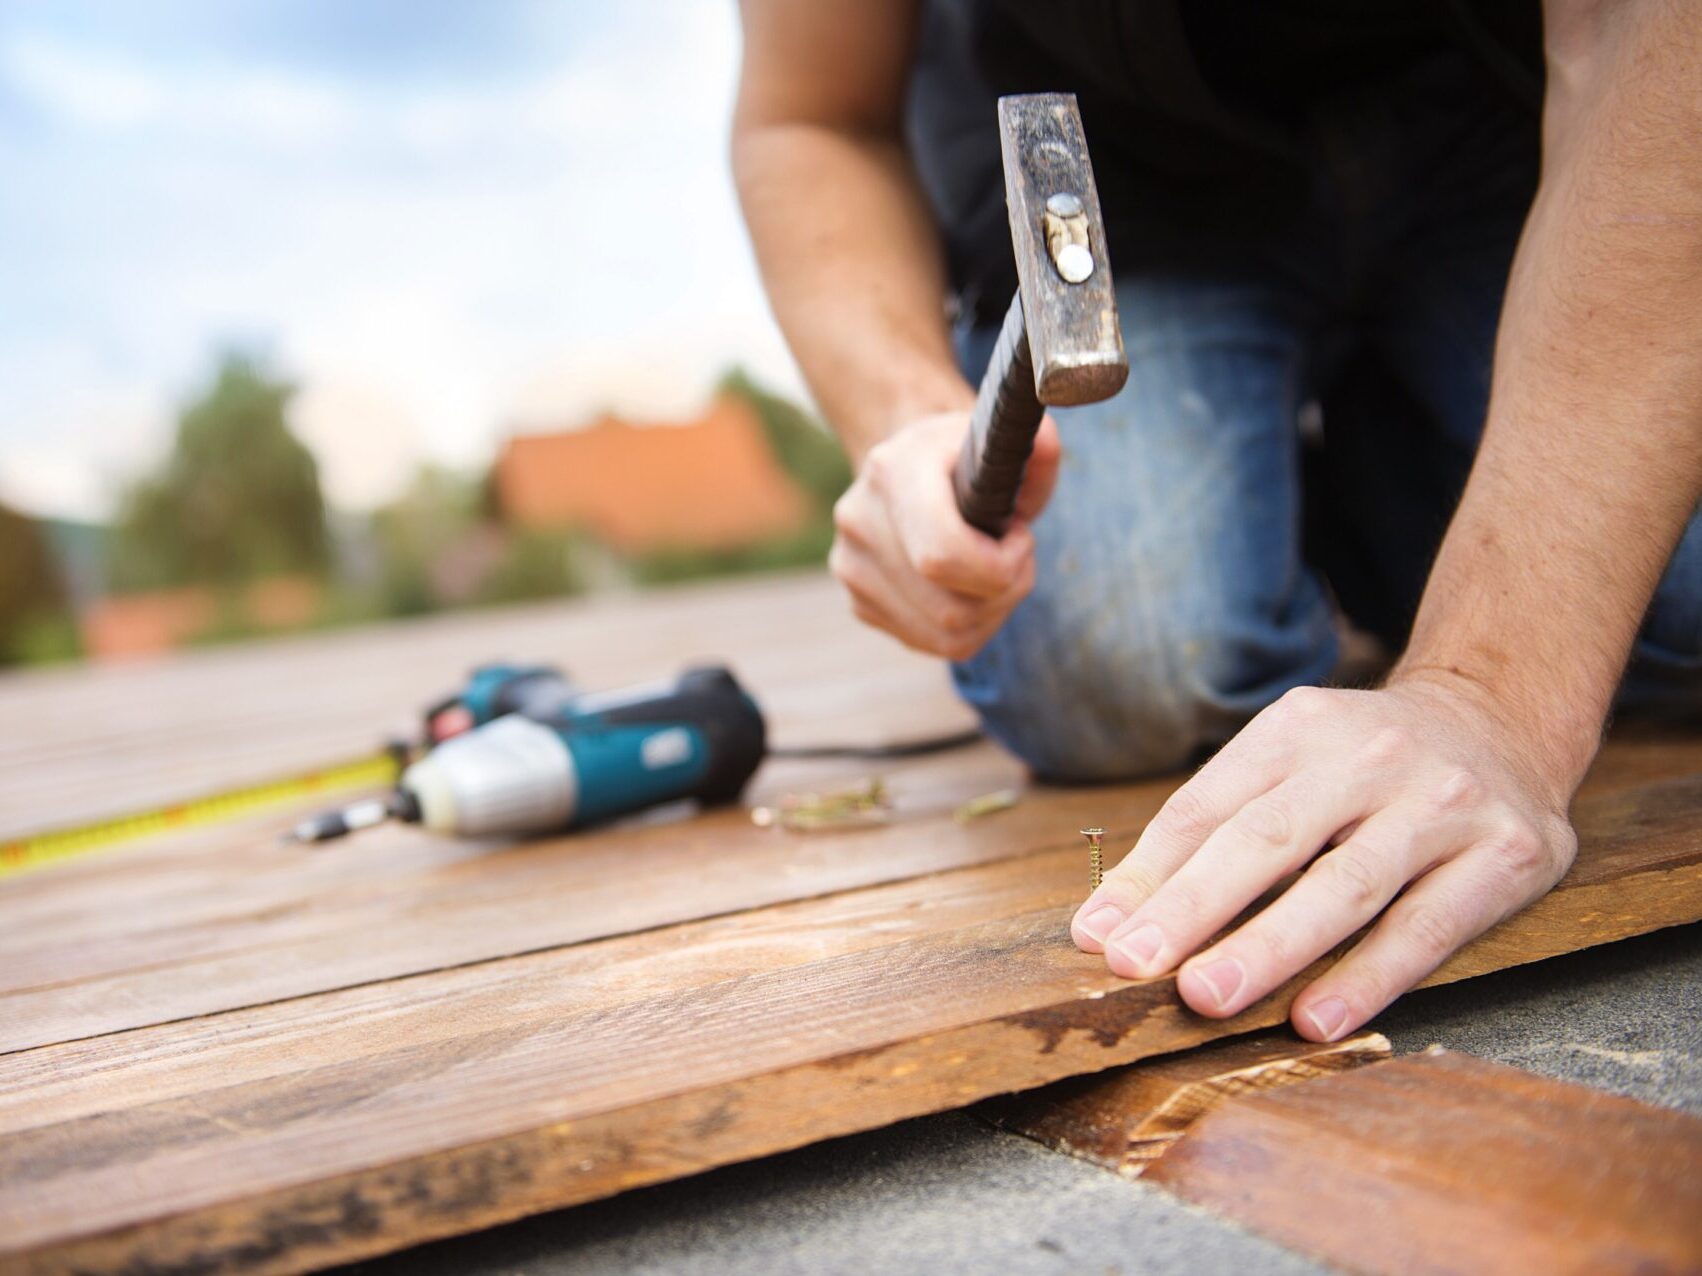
[1434,769,1483,811]
[1484,821,1547,876]
[1158,785,1219,845]
[831,493,863,539]
[1012,554,1036,594]
[1362,726,1410,767]
[930,600,975,635]
[1235,795,1294,851]
[860,447,892,488]
[913,544,955,585]
[1399,903,1458,964]
[1313,845,1386,912]
[1275,685,1330,722]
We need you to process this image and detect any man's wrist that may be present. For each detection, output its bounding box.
[1385,656,1604,805]
[844,371,975,467]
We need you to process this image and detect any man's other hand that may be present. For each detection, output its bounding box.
[829,412,1060,661]
[1070,677,1579,1041]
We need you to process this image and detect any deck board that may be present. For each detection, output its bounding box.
[1,571,1698,1275]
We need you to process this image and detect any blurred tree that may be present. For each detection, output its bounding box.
[110,354,329,591]
[368,465,585,615]
[0,500,79,664]
[475,528,588,606]
[369,465,480,616]
[718,368,851,509]
[630,520,836,587]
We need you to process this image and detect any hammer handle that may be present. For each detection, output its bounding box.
[953,294,1043,538]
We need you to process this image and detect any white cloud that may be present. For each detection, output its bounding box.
[288,379,423,510]
[0,352,170,520]
[0,2,807,521]
[1,36,166,129]
[2,33,356,148]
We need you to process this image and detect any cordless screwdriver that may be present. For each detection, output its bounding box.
[290,665,767,842]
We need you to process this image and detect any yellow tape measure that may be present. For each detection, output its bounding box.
[0,750,403,879]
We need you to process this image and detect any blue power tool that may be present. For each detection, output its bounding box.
[420,662,580,744]
[290,665,767,841]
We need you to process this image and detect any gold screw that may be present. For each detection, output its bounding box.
[1080,826,1105,892]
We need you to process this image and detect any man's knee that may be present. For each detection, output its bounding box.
[953,640,1202,782]
[952,588,1337,782]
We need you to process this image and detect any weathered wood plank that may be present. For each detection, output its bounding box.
[0,574,962,838]
[4,575,1700,1275]
[2,771,1698,1275]
[0,750,1182,1052]
[1142,1048,1702,1276]
[980,1030,1392,1174]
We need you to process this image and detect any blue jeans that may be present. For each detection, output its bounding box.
[951,52,1702,782]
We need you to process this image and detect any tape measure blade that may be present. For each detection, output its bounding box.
[0,751,401,879]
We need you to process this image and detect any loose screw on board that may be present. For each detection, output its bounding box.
[1080,826,1105,892]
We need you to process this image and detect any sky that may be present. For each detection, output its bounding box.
[0,1,802,519]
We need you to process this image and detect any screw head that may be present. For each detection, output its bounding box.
[1047,192,1084,217]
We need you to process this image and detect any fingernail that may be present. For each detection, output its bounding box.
[1076,904,1125,944]
[1182,957,1246,1012]
[1304,996,1350,1041]
[1108,922,1165,974]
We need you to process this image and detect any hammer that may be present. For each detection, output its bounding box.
[953,94,1128,537]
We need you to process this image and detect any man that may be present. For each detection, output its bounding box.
[732,1,1702,1043]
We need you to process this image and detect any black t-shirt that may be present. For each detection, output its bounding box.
[906,0,1543,322]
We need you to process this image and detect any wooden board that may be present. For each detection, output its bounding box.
[0,575,965,839]
[1143,1047,1702,1275]
[981,1030,1392,1174]
[1,573,1699,1275]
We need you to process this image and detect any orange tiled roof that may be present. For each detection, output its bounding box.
[80,577,323,660]
[80,587,216,660]
[492,394,809,553]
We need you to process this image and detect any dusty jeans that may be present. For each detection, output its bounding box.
[949,54,1702,782]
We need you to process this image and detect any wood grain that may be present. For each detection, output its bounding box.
[1,574,1698,1275]
[3,771,1698,1275]
[0,750,1188,1051]
[0,574,966,839]
[981,1030,1392,1174]
[1143,1048,1702,1276]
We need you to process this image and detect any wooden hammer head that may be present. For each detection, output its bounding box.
[997,94,1128,406]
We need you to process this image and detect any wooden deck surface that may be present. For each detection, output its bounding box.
[2,571,1699,1275]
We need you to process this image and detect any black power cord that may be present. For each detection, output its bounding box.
[766,728,984,761]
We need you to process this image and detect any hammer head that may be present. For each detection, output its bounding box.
[997,94,1128,406]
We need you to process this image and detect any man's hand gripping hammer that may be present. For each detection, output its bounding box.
[953,94,1129,536]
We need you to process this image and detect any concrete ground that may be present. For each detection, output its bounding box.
[341,923,1702,1276]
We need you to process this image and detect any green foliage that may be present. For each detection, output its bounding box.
[631,515,836,587]
[718,368,850,510]
[367,465,586,615]
[476,530,588,606]
[6,614,83,665]
[0,501,78,665]
[368,465,480,617]
[110,354,329,591]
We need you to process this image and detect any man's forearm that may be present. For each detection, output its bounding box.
[1396,0,1702,796]
[732,123,971,462]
